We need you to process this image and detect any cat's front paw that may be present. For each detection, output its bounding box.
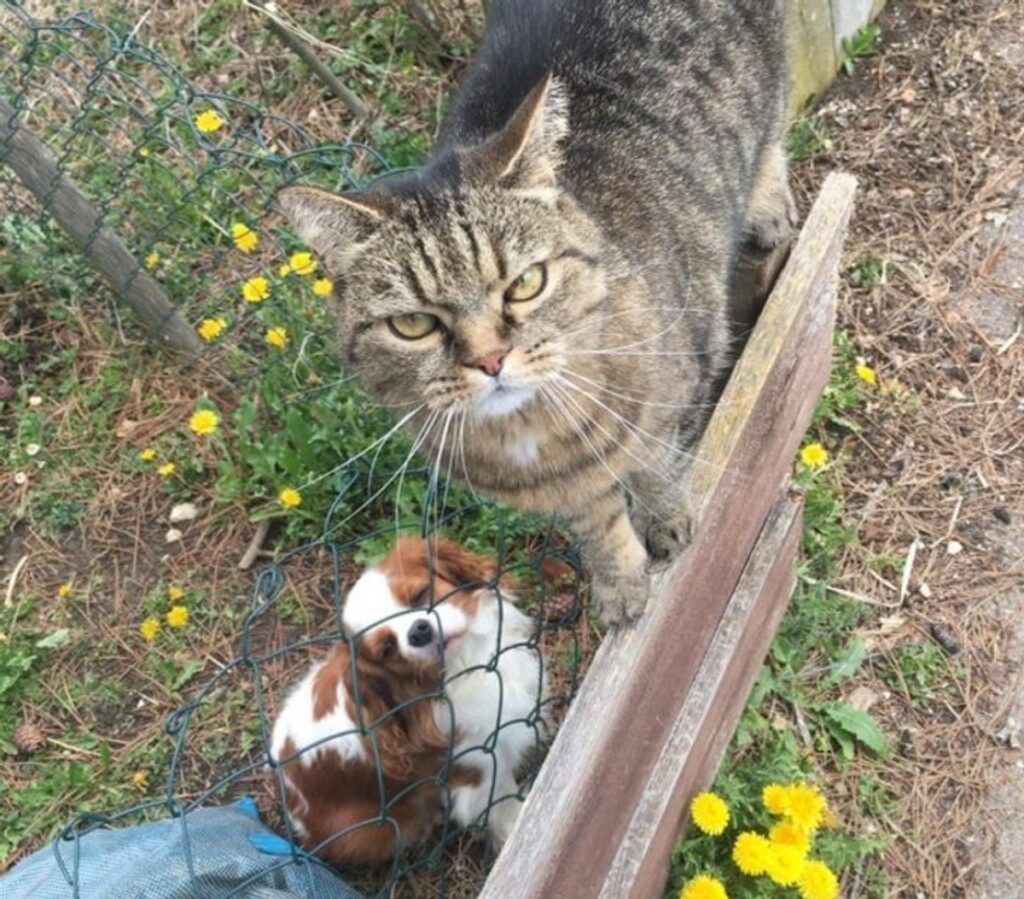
[591,566,650,627]
[645,512,693,563]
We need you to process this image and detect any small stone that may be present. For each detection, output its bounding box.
[848,685,880,712]
[165,528,183,544]
[993,506,1012,525]
[947,540,964,555]
[115,419,138,439]
[28,395,42,407]
[169,503,199,524]
[919,582,933,598]
[947,386,966,400]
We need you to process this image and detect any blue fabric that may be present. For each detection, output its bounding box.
[0,800,363,899]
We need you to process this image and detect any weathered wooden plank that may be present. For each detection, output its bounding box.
[480,172,856,899]
[0,98,202,356]
[601,492,802,898]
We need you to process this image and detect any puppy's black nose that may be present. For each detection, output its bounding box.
[407,619,434,648]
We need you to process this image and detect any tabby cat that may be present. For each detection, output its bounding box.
[280,0,795,625]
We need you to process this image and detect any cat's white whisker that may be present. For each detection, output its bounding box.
[326,409,439,537]
[300,404,426,491]
[546,380,675,486]
[539,384,668,523]
[558,368,722,410]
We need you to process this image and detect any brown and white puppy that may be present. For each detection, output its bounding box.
[270,537,545,867]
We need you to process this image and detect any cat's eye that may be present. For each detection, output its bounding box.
[387,313,440,340]
[504,263,547,303]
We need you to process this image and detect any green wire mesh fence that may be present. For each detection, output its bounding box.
[0,4,588,896]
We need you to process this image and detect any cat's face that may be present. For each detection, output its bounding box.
[279,78,610,421]
[315,187,604,418]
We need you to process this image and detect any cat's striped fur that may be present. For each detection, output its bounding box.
[280,0,794,625]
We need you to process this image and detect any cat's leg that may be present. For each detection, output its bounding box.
[567,487,650,626]
[732,142,799,327]
[629,456,694,565]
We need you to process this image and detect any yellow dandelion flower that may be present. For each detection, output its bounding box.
[679,874,728,899]
[765,843,805,887]
[278,262,292,277]
[189,408,219,436]
[312,277,333,297]
[690,791,730,836]
[139,447,157,462]
[197,317,227,341]
[167,586,185,602]
[785,783,827,833]
[194,109,225,133]
[231,222,259,253]
[242,275,270,303]
[265,326,288,349]
[763,783,790,816]
[140,617,160,642]
[288,251,317,276]
[732,831,772,876]
[139,146,151,158]
[798,860,839,899]
[132,770,149,789]
[167,605,189,628]
[800,442,828,469]
[57,582,72,599]
[770,821,811,858]
[157,462,176,477]
[279,487,302,509]
[144,251,161,270]
[855,362,877,385]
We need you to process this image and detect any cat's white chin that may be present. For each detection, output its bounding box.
[473,383,535,418]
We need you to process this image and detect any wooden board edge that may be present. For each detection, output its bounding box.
[479,173,856,899]
[602,492,803,899]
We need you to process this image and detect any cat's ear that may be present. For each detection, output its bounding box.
[466,74,568,189]
[276,186,390,268]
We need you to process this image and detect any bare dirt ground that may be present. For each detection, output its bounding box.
[795,0,1024,894]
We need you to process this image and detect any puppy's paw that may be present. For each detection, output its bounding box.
[488,797,523,847]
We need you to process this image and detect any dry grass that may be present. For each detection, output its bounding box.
[793,0,1024,894]
[3,0,1023,896]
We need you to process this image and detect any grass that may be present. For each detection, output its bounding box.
[0,2,976,897]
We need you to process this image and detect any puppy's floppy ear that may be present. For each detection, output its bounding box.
[275,186,393,270]
[429,538,496,589]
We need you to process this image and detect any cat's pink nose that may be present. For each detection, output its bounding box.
[474,351,507,377]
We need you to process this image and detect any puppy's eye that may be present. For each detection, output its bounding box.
[387,313,440,340]
[411,587,431,608]
[504,263,547,303]
[379,637,397,659]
